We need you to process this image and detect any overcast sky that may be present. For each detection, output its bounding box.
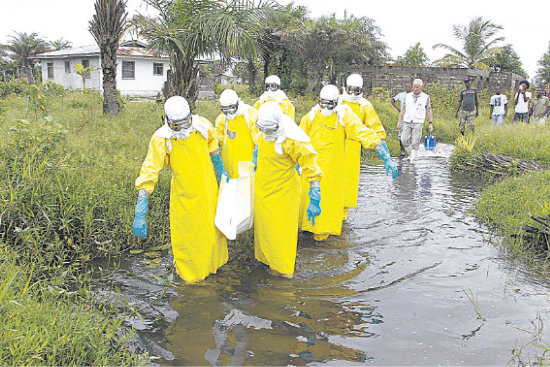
[0,0,547,79]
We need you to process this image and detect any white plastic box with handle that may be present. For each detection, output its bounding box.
[214,161,255,240]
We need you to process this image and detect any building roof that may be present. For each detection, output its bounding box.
[33,41,169,60]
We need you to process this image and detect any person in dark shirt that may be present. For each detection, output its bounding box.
[455,77,478,135]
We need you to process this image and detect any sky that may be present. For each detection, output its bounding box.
[0,0,548,79]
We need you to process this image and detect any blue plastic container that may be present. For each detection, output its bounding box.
[424,135,436,150]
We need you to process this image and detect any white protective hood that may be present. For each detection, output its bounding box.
[273,114,311,155]
[259,89,290,104]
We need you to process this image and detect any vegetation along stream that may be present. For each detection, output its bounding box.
[92,143,550,365]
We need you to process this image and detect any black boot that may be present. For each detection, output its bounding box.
[399,140,406,157]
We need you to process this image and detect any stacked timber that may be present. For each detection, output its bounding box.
[460,153,543,176]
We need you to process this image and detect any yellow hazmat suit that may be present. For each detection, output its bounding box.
[299,106,381,238]
[135,116,228,283]
[340,98,386,209]
[254,135,322,277]
[253,90,296,121]
[214,105,259,178]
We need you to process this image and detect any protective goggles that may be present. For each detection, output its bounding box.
[220,103,238,116]
[265,83,279,92]
[256,120,279,134]
[346,86,362,95]
[165,114,192,131]
[319,99,338,110]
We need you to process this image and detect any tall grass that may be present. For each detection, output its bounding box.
[0,249,147,366]
[0,92,171,274]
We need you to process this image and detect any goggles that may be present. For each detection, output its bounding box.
[265,83,279,92]
[220,103,238,116]
[346,86,362,96]
[165,113,192,131]
[256,120,279,135]
[319,99,338,110]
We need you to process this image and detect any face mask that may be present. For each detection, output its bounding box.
[346,94,361,103]
[263,90,278,100]
[319,99,337,116]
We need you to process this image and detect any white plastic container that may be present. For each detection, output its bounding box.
[214,161,255,240]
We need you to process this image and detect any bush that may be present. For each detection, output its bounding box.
[0,80,27,98]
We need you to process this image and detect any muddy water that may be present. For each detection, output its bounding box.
[95,143,550,365]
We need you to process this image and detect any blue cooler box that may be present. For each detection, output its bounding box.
[424,135,436,150]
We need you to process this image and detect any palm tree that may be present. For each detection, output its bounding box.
[133,0,283,104]
[48,38,73,51]
[89,0,128,115]
[433,17,504,70]
[3,32,50,67]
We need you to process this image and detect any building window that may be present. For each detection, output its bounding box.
[81,59,91,79]
[122,61,135,79]
[65,61,70,73]
[47,62,54,79]
[153,63,163,76]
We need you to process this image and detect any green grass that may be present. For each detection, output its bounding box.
[474,170,550,265]
[0,249,148,366]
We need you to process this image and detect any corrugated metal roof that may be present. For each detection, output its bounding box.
[34,44,169,60]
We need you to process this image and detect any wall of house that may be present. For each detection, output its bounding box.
[41,56,169,97]
[42,57,101,90]
[116,57,169,97]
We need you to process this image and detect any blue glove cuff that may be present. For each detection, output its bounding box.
[135,196,148,216]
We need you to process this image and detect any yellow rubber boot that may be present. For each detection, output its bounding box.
[313,233,330,242]
[343,207,349,220]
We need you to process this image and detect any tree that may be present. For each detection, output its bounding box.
[75,63,99,90]
[3,32,50,67]
[133,0,283,104]
[89,0,128,115]
[536,42,550,85]
[433,17,504,70]
[396,42,429,67]
[48,38,73,51]
[486,44,527,77]
[281,14,387,87]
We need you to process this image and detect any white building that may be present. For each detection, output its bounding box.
[35,41,170,98]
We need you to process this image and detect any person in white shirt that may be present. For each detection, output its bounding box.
[397,79,433,162]
[391,82,412,156]
[513,80,531,124]
[489,85,508,127]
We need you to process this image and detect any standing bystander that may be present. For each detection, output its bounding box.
[529,87,550,125]
[513,80,531,123]
[455,77,478,135]
[398,79,434,162]
[489,85,508,127]
[391,82,412,156]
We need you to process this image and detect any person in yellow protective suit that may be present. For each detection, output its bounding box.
[339,73,393,220]
[214,89,259,178]
[253,75,296,120]
[132,96,229,283]
[254,102,322,278]
[299,85,398,242]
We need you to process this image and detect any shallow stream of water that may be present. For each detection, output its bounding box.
[94,143,550,365]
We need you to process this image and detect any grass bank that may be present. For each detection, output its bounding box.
[0,249,147,366]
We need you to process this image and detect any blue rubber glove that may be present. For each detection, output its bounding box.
[132,196,148,240]
[376,143,398,179]
[295,164,301,174]
[307,186,321,225]
[252,146,258,172]
[211,154,229,182]
[381,140,391,156]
